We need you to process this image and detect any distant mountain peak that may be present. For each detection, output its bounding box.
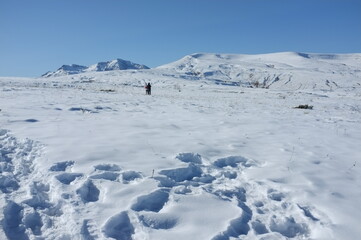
[42,59,149,77]
[87,58,149,72]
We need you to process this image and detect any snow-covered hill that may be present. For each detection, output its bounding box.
[42,59,149,78]
[1,52,361,240]
[158,52,361,90]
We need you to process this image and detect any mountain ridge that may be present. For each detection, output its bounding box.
[40,52,361,90]
[42,58,149,77]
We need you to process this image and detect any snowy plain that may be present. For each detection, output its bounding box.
[1,52,361,240]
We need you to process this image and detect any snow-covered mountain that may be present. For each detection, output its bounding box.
[41,52,361,91]
[42,58,149,77]
[41,64,88,78]
[157,52,361,90]
[87,59,149,72]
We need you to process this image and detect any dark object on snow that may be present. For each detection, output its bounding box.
[145,83,151,95]
[100,89,116,93]
[294,104,313,110]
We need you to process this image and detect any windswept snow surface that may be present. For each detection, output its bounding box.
[1,53,361,239]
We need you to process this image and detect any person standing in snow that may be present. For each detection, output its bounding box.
[145,83,149,95]
[145,82,151,95]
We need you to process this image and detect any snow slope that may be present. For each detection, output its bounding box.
[1,53,361,240]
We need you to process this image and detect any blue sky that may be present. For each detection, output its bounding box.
[1,0,361,77]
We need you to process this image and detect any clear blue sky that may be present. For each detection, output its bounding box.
[1,0,361,77]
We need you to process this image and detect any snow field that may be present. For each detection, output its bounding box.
[1,71,361,240]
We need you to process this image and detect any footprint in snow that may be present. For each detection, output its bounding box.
[158,163,203,182]
[49,161,75,172]
[0,174,20,193]
[102,211,134,240]
[90,172,120,181]
[139,212,178,229]
[23,210,43,236]
[2,201,29,239]
[81,219,100,240]
[4,198,58,239]
[175,152,202,164]
[222,170,238,179]
[211,187,247,202]
[269,216,309,238]
[122,170,143,184]
[76,180,100,203]
[93,163,121,172]
[25,119,39,123]
[23,181,52,210]
[55,173,83,185]
[86,163,121,182]
[211,198,253,239]
[90,164,143,183]
[68,107,96,113]
[213,155,256,168]
[267,188,286,202]
[153,153,204,187]
[251,219,269,235]
[131,189,170,212]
